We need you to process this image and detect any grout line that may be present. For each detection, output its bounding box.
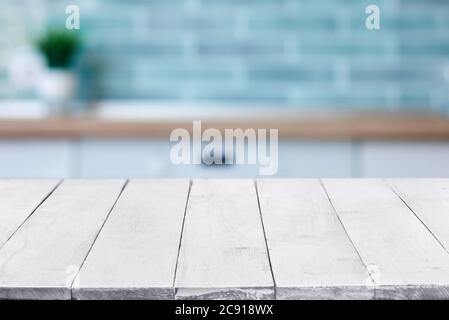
[172,179,193,298]
[254,179,277,300]
[319,178,376,299]
[385,179,449,255]
[69,179,129,300]
[0,179,63,252]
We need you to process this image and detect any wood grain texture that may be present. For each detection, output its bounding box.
[73,179,190,300]
[2,114,449,139]
[323,179,449,299]
[387,179,449,253]
[0,180,59,248]
[1,178,448,300]
[257,179,373,299]
[175,179,274,300]
[0,180,125,300]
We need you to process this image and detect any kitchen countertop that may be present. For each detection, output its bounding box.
[1,112,449,140]
[1,101,449,139]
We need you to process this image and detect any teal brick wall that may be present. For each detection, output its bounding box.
[1,0,449,111]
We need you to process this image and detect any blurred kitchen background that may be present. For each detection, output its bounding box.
[1,0,449,178]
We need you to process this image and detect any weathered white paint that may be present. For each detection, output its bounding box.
[387,179,449,252]
[73,179,190,299]
[257,179,373,299]
[175,179,274,300]
[0,180,59,248]
[0,180,125,300]
[323,179,449,299]
[0,178,448,300]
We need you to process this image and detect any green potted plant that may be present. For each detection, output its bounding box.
[36,29,81,115]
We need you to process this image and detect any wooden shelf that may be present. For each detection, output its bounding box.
[1,114,449,140]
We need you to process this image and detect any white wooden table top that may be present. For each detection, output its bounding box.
[0,179,449,300]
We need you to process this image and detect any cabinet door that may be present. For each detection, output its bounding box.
[0,140,73,178]
[80,139,355,178]
[170,140,354,178]
[80,139,260,178]
[79,139,172,178]
[360,142,449,177]
[276,141,354,177]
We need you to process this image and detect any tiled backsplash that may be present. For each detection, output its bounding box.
[1,0,449,111]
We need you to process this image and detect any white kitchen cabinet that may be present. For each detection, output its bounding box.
[360,142,449,177]
[1,139,449,178]
[79,139,354,178]
[276,141,354,177]
[79,139,171,178]
[80,139,261,178]
[0,140,74,178]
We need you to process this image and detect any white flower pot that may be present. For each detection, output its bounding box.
[38,69,76,116]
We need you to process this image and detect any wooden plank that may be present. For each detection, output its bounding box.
[0,179,125,300]
[323,179,449,299]
[175,179,274,299]
[0,180,59,248]
[387,179,449,252]
[73,179,190,300]
[257,179,373,299]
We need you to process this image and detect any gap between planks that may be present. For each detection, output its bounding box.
[254,180,277,299]
[323,179,449,300]
[72,179,191,299]
[172,180,192,291]
[385,180,449,255]
[0,179,127,299]
[174,179,274,299]
[0,179,63,252]
[319,179,376,288]
[69,179,129,299]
